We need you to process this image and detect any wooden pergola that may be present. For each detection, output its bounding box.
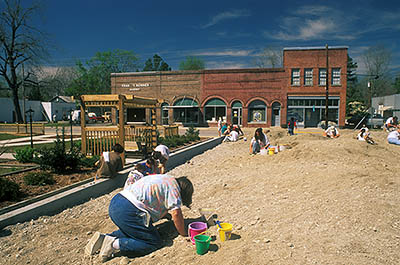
[80,94,159,161]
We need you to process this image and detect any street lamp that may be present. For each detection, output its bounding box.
[25,108,34,148]
[69,109,74,151]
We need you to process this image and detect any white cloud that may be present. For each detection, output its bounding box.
[263,5,356,41]
[206,61,248,69]
[201,9,250,29]
[264,5,400,42]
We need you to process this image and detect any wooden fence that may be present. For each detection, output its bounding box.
[0,123,45,135]
[163,125,179,137]
[82,125,180,157]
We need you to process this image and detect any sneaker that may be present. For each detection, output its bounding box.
[85,232,105,256]
[99,235,116,262]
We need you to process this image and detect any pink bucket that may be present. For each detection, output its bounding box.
[188,222,207,245]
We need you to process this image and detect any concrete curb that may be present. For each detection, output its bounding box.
[0,136,223,229]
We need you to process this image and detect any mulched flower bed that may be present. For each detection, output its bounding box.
[0,160,96,209]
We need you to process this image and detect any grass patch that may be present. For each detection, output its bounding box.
[0,167,19,175]
[0,133,27,141]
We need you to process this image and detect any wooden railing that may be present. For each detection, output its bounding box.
[83,127,119,156]
[82,125,179,156]
[163,125,179,137]
[0,123,45,135]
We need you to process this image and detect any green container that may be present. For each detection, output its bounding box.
[194,234,211,255]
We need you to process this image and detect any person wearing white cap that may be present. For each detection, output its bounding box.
[324,126,340,138]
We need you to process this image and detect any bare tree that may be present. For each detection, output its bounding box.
[253,46,283,68]
[362,44,395,99]
[0,0,47,122]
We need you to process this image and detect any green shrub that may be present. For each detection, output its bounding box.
[36,131,83,173]
[79,155,100,168]
[185,125,200,141]
[0,177,20,201]
[13,146,36,163]
[23,171,55,186]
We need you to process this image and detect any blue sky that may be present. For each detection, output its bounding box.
[33,0,400,75]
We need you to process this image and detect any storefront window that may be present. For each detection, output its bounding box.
[173,98,199,124]
[204,98,226,122]
[248,100,266,123]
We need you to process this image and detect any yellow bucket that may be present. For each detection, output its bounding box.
[268,147,275,155]
[218,222,233,242]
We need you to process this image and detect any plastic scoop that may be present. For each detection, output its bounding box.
[215,220,223,228]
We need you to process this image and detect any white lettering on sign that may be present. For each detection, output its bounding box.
[129,88,141,91]
[121,83,150,88]
[134,83,150,87]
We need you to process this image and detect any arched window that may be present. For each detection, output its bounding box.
[173,98,199,124]
[248,100,267,123]
[204,98,226,122]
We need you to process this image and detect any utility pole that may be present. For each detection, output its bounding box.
[22,63,26,124]
[325,44,329,129]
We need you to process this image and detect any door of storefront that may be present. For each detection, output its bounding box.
[305,108,320,127]
[271,102,281,126]
[232,107,242,125]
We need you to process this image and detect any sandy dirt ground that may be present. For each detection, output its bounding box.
[0,127,399,265]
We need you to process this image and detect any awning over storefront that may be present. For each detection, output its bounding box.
[166,97,199,108]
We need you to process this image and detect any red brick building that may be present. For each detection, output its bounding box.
[111,46,348,128]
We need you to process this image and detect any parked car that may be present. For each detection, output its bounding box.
[346,113,384,128]
[89,115,105,123]
[70,110,89,123]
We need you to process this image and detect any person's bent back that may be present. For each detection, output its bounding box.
[96,144,124,179]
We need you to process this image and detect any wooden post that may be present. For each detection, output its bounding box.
[80,97,87,156]
[151,108,157,150]
[118,95,125,165]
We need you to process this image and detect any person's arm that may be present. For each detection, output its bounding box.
[171,208,186,236]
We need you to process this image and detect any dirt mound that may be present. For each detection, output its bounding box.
[0,127,399,265]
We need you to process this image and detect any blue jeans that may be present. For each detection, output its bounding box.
[388,138,400,145]
[108,193,162,255]
[252,141,261,154]
[288,128,294,135]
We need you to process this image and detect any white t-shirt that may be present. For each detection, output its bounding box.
[325,127,338,137]
[230,130,239,141]
[155,144,170,160]
[357,132,365,141]
[385,117,394,125]
[217,119,222,130]
[387,130,399,140]
[251,133,269,147]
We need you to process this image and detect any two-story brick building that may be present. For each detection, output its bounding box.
[111,46,348,128]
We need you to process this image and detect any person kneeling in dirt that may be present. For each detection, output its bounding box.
[357,125,375,144]
[324,126,340,138]
[137,158,156,176]
[95,144,124,179]
[250,128,270,154]
[85,175,194,262]
[387,126,400,145]
[384,116,398,132]
[152,144,170,174]
[223,128,239,142]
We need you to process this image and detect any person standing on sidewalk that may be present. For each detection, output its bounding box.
[287,117,297,136]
